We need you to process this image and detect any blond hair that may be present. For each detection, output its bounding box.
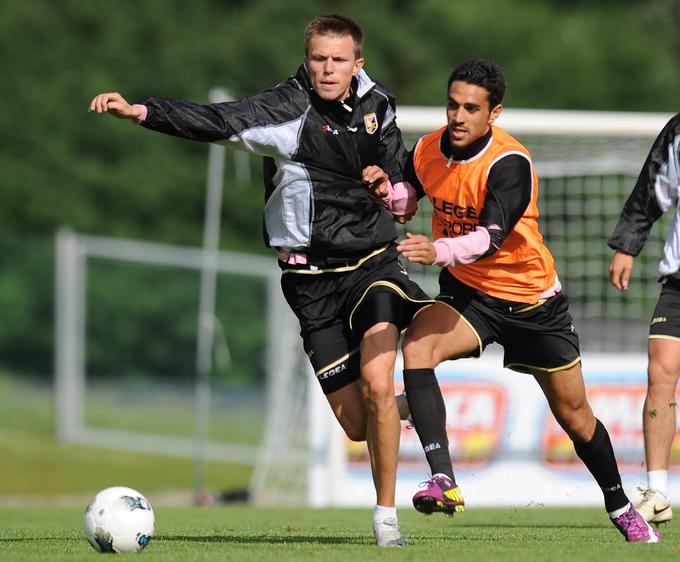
[304,14,364,58]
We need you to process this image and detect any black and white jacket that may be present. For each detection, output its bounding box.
[608,113,680,279]
[140,65,408,261]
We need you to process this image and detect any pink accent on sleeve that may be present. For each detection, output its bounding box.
[132,104,147,124]
[390,181,418,216]
[373,180,393,209]
[433,227,491,266]
[370,180,417,214]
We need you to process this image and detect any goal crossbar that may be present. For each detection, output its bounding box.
[397,106,675,137]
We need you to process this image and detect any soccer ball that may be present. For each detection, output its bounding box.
[83,486,155,553]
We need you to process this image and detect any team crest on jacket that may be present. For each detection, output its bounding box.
[363,112,378,135]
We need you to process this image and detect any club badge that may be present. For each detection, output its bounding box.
[363,112,378,135]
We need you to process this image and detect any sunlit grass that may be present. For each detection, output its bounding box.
[1,506,678,562]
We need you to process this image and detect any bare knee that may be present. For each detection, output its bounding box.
[359,325,397,413]
[554,403,596,442]
[402,332,437,368]
[648,359,680,391]
[360,347,395,413]
[361,376,393,414]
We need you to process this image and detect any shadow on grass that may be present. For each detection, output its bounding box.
[0,537,83,543]
[160,534,366,545]
[158,523,611,546]
[450,523,605,529]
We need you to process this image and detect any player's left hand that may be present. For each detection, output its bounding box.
[397,232,436,265]
[608,250,634,291]
[362,165,390,199]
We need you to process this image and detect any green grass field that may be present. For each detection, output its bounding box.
[2,374,679,560]
[1,506,678,561]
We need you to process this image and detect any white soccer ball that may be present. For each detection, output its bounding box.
[83,486,155,553]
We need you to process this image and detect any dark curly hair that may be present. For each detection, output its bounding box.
[447,59,506,108]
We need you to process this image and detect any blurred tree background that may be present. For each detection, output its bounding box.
[1,0,678,383]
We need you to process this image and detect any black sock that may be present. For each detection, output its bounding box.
[403,368,454,481]
[573,419,629,513]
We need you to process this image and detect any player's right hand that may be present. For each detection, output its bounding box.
[608,250,634,291]
[397,232,436,265]
[362,165,390,199]
[88,92,141,120]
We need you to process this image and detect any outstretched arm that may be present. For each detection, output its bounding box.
[89,92,144,121]
[88,83,309,152]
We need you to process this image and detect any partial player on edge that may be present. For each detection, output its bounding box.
[608,112,680,528]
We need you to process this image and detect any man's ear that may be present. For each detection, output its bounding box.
[489,103,503,125]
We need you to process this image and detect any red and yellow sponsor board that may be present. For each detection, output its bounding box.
[347,381,507,467]
[542,384,680,468]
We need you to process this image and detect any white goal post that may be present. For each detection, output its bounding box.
[54,228,299,465]
[398,106,674,137]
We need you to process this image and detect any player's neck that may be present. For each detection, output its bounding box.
[442,128,492,161]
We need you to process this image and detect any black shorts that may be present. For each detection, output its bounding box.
[649,278,680,341]
[436,269,581,373]
[281,245,433,394]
